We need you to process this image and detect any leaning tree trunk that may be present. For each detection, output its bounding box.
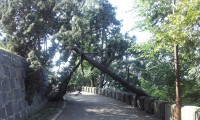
[73,47,149,96]
[49,60,82,101]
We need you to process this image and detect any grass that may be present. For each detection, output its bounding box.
[23,101,63,120]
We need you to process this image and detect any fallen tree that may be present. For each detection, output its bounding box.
[48,59,82,101]
[73,47,149,97]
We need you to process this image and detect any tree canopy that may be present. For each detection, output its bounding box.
[0,0,200,106]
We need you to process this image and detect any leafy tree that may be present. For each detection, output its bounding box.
[56,0,131,88]
[132,0,200,105]
[0,0,84,101]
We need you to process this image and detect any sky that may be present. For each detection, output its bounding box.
[108,0,151,43]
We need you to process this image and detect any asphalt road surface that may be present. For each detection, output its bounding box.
[57,92,158,120]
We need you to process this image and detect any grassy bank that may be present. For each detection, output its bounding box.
[24,101,63,120]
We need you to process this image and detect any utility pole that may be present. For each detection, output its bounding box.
[172,0,181,120]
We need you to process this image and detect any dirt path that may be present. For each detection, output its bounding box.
[57,92,158,120]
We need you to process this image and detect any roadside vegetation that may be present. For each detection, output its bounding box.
[0,0,199,107]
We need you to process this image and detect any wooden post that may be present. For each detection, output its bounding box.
[173,0,181,120]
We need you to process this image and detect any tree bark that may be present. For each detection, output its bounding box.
[49,60,82,101]
[73,47,149,96]
[99,72,105,88]
[173,0,181,119]
[174,45,181,120]
[91,75,95,87]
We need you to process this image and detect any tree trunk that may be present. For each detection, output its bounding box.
[49,60,82,101]
[172,0,181,119]
[174,45,181,120]
[91,75,95,87]
[99,72,105,88]
[73,47,149,96]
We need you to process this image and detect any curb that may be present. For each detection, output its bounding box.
[50,101,66,120]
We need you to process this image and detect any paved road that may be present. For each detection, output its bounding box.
[57,92,158,120]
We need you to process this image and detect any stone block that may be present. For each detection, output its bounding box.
[10,67,17,78]
[3,54,12,66]
[125,93,132,105]
[11,56,20,68]
[0,65,5,79]
[0,81,2,92]
[21,89,25,99]
[111,90,116,99]
[15,79,20,88]
[2,92,8,105]
[82,86,84,92]
[154,100,168,119]
[115,91,121,100]
[7,91,14,101]
[88,87,91,93]
[92,87,95,93]
[2,78,11,91]
[14,89,20,101]
[13,100,19,113]
[91,87,94,93]
[3,65,10,77]
[120,92,126,102]
[0,50,3,63]
[102,89,106,96]
[98,88,102,95]
[105,89,108,97]
[95,87,99,94]
[144,97,155,115]
[87,87,90,92]
[0,107,6,119]
[87,87,89,92]
[93,87,97,94]
[165,104,175,120]
[181,106,200,120]
[130,93,137,107]
[85,87,87,92]
[137,96,145,111]
[13,58,23,68]
[108,89,112,98]
[10,79,15,89]
[0,93,2,107]
[20,69,25,79]
[83,86,86,92]
[23,100,29,109]
[89,87,92,93]
[86,86,88,92]
[6,102,14,116]
[21,79,25,90]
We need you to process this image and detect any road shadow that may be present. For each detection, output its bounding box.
[58,92,158,120]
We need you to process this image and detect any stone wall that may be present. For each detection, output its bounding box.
[81,86,200,120]
[0,49,47,120]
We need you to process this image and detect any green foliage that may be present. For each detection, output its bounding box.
[0,0,82,64]
[0,0,83,101]
[24,101,63,120]
[132,0,200,105]
[129,42,175,101]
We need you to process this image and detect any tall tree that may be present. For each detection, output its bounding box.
[56,0,130,88]
[132,0,200,113]
[0,0,85,102]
